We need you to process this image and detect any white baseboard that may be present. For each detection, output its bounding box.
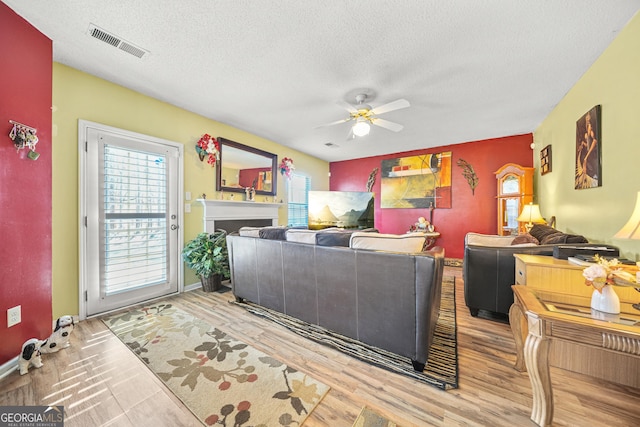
[0,356,18,381]
[184,281,201,292]
[184,280,231,293]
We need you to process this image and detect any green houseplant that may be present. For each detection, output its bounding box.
[182,230,230,292]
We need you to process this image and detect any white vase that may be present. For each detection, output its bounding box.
[590,285,621,314]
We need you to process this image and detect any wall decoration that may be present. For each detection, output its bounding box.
[456,158,478,195]
[279,157,295,179]
[380,152,452,209]
[540,145,552,175]
[366,167,378,192]
[575,105,602,189]
[196,134,220,166]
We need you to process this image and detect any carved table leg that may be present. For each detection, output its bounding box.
[509,303,527,372]
[524,314,553,427]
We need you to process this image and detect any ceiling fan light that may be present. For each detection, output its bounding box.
[352,119,370,137]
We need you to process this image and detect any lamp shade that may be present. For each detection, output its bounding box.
[352,118,370,137]
[516,203,545,224]
[614,191,640,239]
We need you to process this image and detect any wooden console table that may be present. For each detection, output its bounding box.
[514,253,638,303]
[510,285,640,426]
[423,231,440,250]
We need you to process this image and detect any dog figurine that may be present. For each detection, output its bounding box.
[40,315,75,354]
[19,338,44,375]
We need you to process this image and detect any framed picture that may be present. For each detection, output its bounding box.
[575,105,602,189]
[380,152,452,209]
[540,145,552,175]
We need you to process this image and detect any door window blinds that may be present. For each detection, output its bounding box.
[101,145,168,296]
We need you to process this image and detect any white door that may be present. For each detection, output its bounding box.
[80,120,183,317]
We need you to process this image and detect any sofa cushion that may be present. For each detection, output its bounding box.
[285,228,321,244]
[349,232,426,253]
[238,226,262,238]
[465,232,515,247]
[529,223,588,245]
[316,228,378,247]
[529,224,556,242]
[258,226,288,240]
[511,233,539,245]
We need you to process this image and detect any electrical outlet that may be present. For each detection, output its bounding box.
[7,305,21,328]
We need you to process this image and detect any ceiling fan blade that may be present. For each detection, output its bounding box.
[337,100,358,113]
[314,117,352,129]
[346,126,356,140]
[371,118,404,132]
[371,98,410,115]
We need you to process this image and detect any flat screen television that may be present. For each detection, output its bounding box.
[308,191,374,230]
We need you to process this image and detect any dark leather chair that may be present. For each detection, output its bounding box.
[462,232,618,318]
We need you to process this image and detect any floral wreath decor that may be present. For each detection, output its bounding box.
[196,134,220,166]
[279,157,295,179]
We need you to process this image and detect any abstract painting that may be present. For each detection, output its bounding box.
[575,105,602,189]
[380,152,452,209]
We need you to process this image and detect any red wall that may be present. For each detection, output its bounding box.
[330,134,533,259]
[0,2,53,365]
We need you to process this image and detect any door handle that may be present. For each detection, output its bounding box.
[171,224,178,230]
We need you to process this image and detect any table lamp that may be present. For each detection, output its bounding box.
[613,191,640,310]
[516,203,545,233]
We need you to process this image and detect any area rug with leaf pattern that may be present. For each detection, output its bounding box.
[352,406,399,427]
[102,303,329,426]
[233,276,458,390]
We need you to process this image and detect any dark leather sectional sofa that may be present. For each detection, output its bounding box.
[226,230,445,371]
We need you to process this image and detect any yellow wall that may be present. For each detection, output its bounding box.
[534,12,640,260]
[52,63,329,318]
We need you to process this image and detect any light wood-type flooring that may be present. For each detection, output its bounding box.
[1,267,639,426]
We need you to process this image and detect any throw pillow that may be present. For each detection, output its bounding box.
[285,228,321,244]
[238,227,262,238]
[511,233,539,245]
[315,228,378,247]
[529,224,557,242]
[258,226,288,240]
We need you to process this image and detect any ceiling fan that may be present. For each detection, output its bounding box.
[318,92,410,137]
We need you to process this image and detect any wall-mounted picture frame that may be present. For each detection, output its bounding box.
[380,152,452,209]
[575,105,602,189]
[540,145,552,175]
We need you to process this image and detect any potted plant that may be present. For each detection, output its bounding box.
[182,229,230,292]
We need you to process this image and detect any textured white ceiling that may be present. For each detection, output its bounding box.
[4,1,639,161]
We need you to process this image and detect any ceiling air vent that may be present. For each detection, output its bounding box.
[87,24,149,59]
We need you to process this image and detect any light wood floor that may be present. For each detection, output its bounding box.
[2,267,639,426]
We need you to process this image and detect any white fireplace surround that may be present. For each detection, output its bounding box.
[197,199,282,233]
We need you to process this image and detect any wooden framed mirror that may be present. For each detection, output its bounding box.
[216,138,277,196]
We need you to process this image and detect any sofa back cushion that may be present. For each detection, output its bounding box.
[238,226,290,240]
[285,228,321,244]
[465,232,515,247]
[349,232,426,253]
[238,226,262,238]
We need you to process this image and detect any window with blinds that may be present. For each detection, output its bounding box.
[287,174,310,227]
[101,145,168,296]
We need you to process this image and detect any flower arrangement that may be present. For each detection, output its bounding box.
[196,134,220,166]
[279,157,295,179]
[582,255,620,292]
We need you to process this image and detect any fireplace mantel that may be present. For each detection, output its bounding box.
[197,199,282,233]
